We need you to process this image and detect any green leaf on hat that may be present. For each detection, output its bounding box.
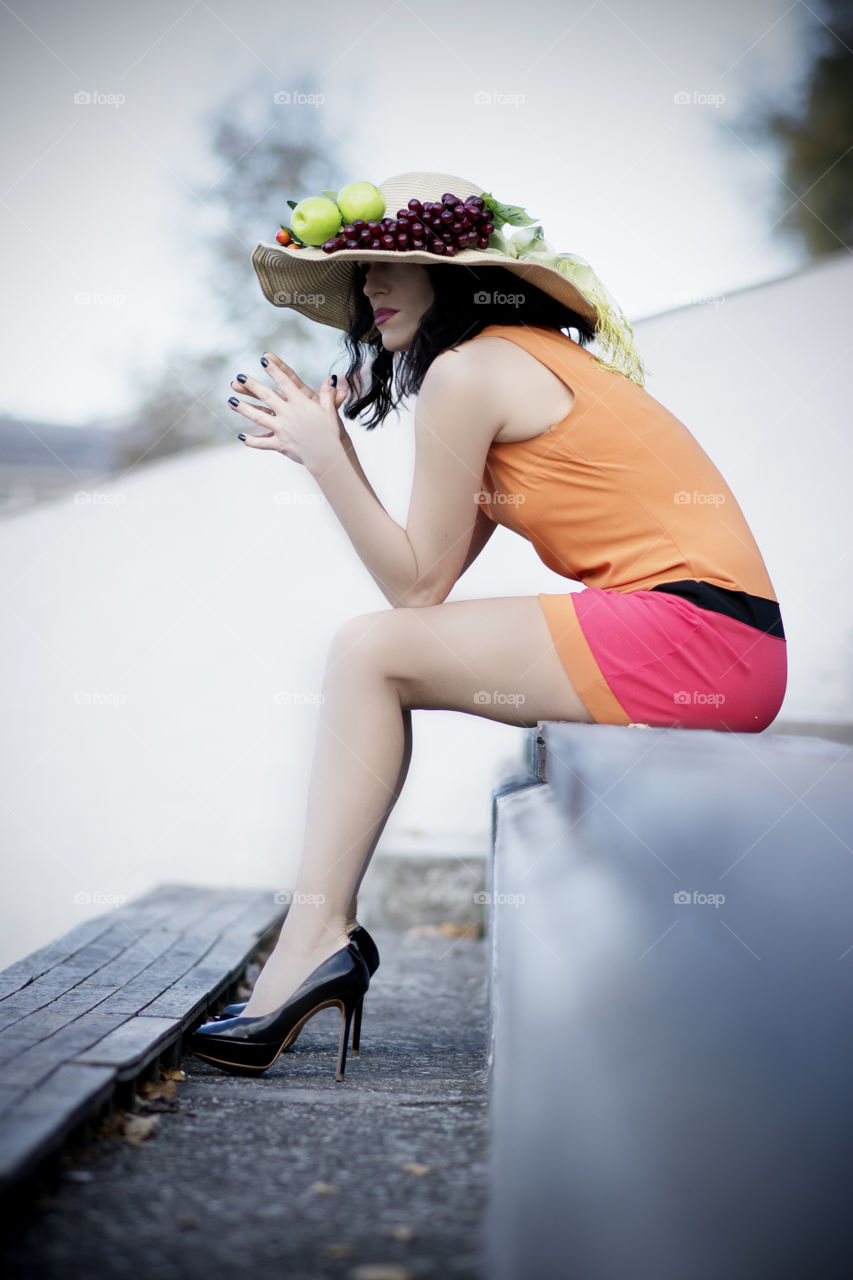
[481,193,538,228]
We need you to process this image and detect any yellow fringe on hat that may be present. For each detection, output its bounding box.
[500,225,647,388]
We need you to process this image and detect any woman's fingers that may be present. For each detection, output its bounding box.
[261,353,317,401]
[234,386,274,412]
[229,393,280,429]
[230,373,281,411]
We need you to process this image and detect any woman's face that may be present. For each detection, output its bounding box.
[357,261,435,351]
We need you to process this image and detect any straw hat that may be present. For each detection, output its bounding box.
[251,170,645,385]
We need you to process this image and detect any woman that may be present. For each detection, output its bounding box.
[189,171,787,1081]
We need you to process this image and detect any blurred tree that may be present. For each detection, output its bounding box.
[741,0,853,259]
[117,76,349,469]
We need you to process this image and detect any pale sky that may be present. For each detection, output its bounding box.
[0,0,816,426]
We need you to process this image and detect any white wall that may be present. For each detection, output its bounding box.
[2,254,849,968]
[632,251,853,723]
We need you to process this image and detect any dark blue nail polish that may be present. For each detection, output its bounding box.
[260,356,269,367]
[237,433,246,441]
[236,373,247,383]
[330,373,337,387]
[228,396,239,406]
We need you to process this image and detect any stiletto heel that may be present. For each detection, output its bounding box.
[351,993,364,1056]
[336,1000,356,1080]
[213,924,380,1057]
[189,942,369,1079]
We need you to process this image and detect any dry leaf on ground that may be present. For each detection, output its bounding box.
[122,1114,160,1147]
[137,1079,177,1101]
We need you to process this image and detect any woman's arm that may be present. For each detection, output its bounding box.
[308,347,500,609]
[458,502,498,578]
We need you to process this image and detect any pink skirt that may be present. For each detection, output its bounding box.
[537,585,788,732]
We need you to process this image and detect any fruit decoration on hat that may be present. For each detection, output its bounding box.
[273,179,538,256]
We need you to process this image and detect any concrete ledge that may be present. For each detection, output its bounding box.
[486,722,853,1279]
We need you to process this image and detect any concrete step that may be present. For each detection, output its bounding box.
[487,722,853,1280]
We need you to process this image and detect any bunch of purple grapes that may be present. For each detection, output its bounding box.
[320,192,495,256]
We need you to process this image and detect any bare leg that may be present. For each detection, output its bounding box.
[242,644,413,1016]
[241,598,593,1017]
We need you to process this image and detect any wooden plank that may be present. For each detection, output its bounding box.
[0,883,284,1197]
[0,1064,115,1191]
[69,1015,181,1080]
[0,1012,131,1090]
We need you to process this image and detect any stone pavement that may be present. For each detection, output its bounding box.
[0,925,490,1280]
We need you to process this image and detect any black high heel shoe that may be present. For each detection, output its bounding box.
[189,942,369,1081]
[213,924,380,1056]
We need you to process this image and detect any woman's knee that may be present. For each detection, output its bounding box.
[326,609,404,675]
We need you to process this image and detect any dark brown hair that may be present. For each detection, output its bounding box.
[339,261,596,429]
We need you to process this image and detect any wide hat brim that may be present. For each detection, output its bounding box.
[251,170,599,345]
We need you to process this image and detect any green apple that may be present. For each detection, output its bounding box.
[337,181,385,225]
[291,196,342,246]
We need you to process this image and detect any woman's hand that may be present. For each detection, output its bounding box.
[229,354,349,472]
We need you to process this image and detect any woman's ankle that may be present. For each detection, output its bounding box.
[275,910,351,957]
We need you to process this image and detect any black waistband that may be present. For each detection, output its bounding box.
[649,580,785,640]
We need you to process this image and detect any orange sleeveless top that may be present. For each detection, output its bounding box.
[474,323,782,633]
